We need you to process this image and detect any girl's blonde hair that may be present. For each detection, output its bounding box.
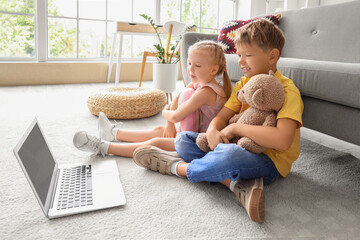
[188,41,232,99]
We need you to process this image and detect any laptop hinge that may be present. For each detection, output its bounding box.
[49,169,60,210]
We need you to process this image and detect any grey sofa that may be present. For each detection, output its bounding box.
[180,0,360,146]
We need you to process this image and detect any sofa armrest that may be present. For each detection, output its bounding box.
[180,32,218,85]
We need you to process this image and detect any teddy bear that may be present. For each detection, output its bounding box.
[196,70,285,154]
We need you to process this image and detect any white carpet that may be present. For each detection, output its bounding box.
[1,82,359,239]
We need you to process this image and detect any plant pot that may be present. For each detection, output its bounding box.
[153,62,178,93]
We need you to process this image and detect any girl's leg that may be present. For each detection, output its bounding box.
[108,137,175,158]
[116,126,165,142]
[98,112,165,142]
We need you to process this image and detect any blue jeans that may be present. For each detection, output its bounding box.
[174,131,279,185]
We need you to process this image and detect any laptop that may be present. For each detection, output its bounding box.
[13,118,126,218]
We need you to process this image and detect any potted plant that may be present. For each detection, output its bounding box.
[140,14,196,93]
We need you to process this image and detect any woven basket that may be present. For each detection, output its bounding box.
[88,87,167,119]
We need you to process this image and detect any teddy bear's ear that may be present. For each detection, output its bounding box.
[269,70,275,76]
[252,88,264,109]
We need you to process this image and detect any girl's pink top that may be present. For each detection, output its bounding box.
[193,82,227,133]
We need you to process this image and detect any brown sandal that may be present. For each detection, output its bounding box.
[233,177,264,223]
[133,145,183,175]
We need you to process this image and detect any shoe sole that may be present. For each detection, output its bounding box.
[248,181,265,223]
[73,131,88,149]
[98,112,116,142]
[133,145,182,175]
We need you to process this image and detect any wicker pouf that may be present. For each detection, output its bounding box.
[88,87,167,119]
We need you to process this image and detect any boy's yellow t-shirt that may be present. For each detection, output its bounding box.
[224,70,304,177]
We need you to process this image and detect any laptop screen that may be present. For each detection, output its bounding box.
[17,122,55,206]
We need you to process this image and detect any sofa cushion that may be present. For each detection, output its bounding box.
[279,1,360,63]
[217,14,281,54]
[278,58,360,109]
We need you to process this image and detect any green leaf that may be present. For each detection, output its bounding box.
[139,14,147,20]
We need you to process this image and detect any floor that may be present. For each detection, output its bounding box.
[301,127,360,160]
[1,80,359,239]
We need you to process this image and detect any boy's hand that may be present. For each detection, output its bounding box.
[206,128,229,150]
[220,123,237,141]
[163,121,177,138]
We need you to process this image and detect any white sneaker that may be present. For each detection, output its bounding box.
[98,112,117,142]
[73,131,108,157]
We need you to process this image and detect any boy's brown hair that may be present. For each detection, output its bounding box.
[235,19,285,55]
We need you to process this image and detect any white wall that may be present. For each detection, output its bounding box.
[319,0,355,5]
[236,0,252,19]
[236,0,358,18]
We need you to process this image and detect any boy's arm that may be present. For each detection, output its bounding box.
[221,118,297,151]
[206,107,236,150]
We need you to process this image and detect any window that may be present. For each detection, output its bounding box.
[0,0,36,59]
[163,0,235,34]
[0,0,236,61]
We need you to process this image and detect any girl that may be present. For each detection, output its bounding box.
[73,41,232,158]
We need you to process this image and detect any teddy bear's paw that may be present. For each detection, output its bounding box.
[196,133,212,153]
[230,137,241,143]
[238,137,266,154]
[228,113,242,124]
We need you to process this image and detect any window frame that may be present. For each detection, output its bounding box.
[0,0,236,62]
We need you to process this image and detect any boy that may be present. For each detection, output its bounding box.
[133,19,304,223]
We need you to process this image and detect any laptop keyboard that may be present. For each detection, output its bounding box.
[57,165,93,210]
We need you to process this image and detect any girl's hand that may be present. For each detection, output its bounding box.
[162,109,175,123]
[206,128,229,150]
[163,121,177,138]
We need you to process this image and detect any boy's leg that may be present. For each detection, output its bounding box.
[174,131,208,162]
[139,131,278,183]
[133,146,184,175]
[132,131,204,175]
[176,160,266,223]
[185,143,278,223]
[185,143,279,185]
[134,141,278,223]
[98,112,164,142]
